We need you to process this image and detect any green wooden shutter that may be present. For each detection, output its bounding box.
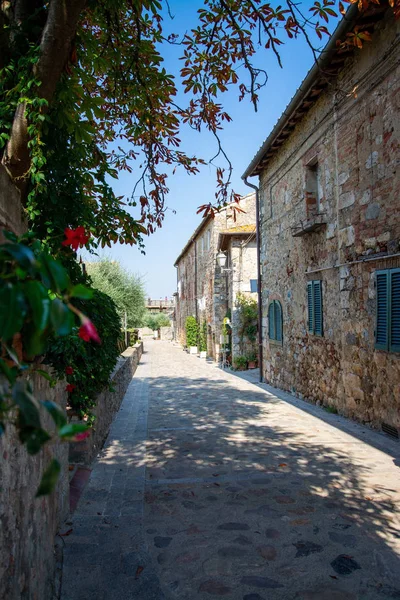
[390,270,400,352]
[268,302,275,339]
[313,281,323,336]
[375,270,389,350]
[307,282,313,333]
[275,301,282,341]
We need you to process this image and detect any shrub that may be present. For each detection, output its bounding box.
[46,289,121,419]
[87,258,146,328]
[144,312,171,331]
[185,316,199,347]
[233,356,248,370]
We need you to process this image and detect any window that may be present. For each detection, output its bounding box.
[250,279,258,293]
[307,280,323,336]
[375,269,400,352]
[204,229,211,252]
[305,158,321,216]
[268,300,282,342]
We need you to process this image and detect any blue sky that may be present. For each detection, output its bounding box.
[101,1,339,299]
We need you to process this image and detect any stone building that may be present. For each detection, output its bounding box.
[243,5,400,433]
[216,225,258,362]
[174,193,256,359]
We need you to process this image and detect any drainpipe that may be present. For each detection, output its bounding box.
[243,178,263,383]
[194,239,198,323]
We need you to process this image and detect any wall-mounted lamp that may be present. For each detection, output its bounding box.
[216,251,232,271]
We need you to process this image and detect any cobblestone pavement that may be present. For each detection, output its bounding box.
[61,341,400,600]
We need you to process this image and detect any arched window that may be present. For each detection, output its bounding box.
[268,300,283,342]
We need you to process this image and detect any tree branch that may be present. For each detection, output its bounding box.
[2,0,87,185]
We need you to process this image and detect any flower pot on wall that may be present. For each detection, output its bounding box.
[248,361,257,369]
[199,351,207,358]
[189,346,198,354]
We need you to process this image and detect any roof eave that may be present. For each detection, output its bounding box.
[242,4,361,180]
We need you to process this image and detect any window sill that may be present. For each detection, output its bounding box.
[269,338,283,347]
[291,213,326,237]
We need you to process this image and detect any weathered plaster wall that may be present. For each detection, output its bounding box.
[259,12,400,429]
[0,370,69,600]
[228,238,258,361]
[69,343,143,465]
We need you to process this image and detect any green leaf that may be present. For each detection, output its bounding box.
[12,381,41,429]
[3,230,17,242]
[22,426,51,455]
[42,400,66,428]
[1,243,36,270]
[22,322,47,359]
[36,459,61,496]
[40,254,69,292]
[36,369,56,386]
[50,299,74,336]
[70,284,93,300]
[25,281,50,331]
[58,422,88,438]
[0,283,26,341]
[0,358,18,384]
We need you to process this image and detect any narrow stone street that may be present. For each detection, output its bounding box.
[61,341,400,600]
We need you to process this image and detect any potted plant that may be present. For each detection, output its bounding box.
[247,351,258,369]
[185,316,199,354]
[233,355,248,371]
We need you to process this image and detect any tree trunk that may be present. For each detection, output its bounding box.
[1,0,87,188]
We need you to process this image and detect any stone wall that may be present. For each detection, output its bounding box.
[0,370,69,600]
[259,12,400,430]
[69,343,143,465]
[175,193,256,357]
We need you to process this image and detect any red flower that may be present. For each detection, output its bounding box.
[65,366,74,376]
[73,431,90,442]
[78,318,101,344]
[66,383,76,393]
[62,227,90,251]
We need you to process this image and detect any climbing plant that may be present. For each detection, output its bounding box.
[236,293,258,355]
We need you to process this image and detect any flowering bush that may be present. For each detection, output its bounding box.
[0,230,95,494]
[47,289,121,419]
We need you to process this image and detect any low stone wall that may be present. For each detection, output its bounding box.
[69,342,143,465]
[0,371,69,600]
[0,343,143,600]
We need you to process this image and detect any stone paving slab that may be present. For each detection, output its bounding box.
[61,341,400,600]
